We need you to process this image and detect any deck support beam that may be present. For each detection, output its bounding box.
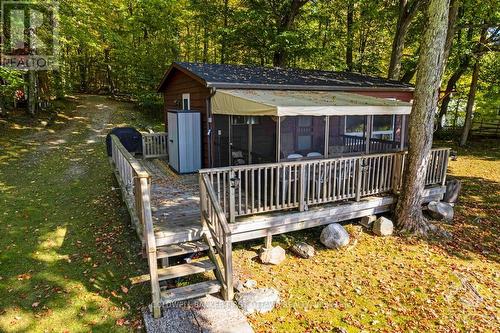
[264,232,272,249]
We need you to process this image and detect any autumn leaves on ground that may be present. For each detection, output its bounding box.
[0,96,498,332]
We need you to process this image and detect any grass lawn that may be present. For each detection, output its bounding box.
[1,96,498,332]
[232,140,499,332]
[0,95,162,332]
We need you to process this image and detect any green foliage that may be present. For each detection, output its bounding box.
[19,0,496,119]
[0,68,23,109]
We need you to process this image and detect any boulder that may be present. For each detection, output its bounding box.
[427,201,454,222]
[372,217,394,236]
[320,223,350,249]
[289,242,315,259]
[259,246,286,265]
[359,215,376,228]
[243,279,257,289]
[443,179,461,204]
[236,288,280,315]
[234,280,245,293]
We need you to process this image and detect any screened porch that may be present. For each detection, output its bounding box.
[211,90,410,167]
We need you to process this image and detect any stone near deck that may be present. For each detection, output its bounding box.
[259,246,286,265]
[289,242,315,259]
[359,215,377,228]
[443,179,461,204]
[243,279,257,289]
[320,223,350,249]
[236,288,280,315]
[372,217,393,236]
[427,201,454,222]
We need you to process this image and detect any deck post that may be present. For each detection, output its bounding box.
[365,116,373,154]
[400,115,406,151]
[229,170,236,223]
[199,174,207,224]
[441,149,450,186]
[299,164,307,211]
[223,234,234,301]
[139,177,161,319]
[355,158,363,201]
[264,232,272,249]
[392,152,403,193]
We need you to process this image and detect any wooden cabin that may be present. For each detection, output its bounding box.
[109,62,450,318]
[158,62,414,170]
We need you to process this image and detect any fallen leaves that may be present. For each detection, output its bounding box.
[16,273,32,280]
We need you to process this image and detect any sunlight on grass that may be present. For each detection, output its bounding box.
[232,140,500,332]
[0,96,153,332]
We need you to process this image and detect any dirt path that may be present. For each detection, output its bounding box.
[0,95,158,332]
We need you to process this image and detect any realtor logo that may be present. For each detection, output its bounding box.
[1,0,59,70]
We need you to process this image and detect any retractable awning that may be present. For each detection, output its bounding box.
[212,89,412,116]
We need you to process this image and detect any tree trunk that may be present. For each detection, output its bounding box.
[395,0,449,235]
[437,56,470,128]
[272,0,310,67]
[27,70,37,115]
[460,28,487,146]
[220,0,229,64]
[346,1,354,71]
[203,25,208,63]
[388,0,422,80]
[104,48,115,94]
[442,0,461,68]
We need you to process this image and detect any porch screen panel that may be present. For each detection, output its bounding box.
[370,115,399,153]
[280,116,325,160]
[329,115,367,157]
[251,116,277,164]
[213,115,230,167]
[231,116,250,165]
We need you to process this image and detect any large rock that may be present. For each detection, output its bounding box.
[320,223,350,249]
[236,288,280,315]
[372,217,394,236]
[427,201,454,222]
[359,215,376,228]
[259,246,286,265]
[443,179,461,204]
[289,242,315,259]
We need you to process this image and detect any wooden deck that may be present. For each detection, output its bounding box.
[109,133,450,318]
[141,159,202,244]
[140,159,445,247]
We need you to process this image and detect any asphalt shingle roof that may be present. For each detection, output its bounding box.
[167,62,413,90]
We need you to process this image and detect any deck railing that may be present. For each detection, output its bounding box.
[199,174,233,301]
[142,132,168,159]
[110,135,161,318]
[199,148,450,221]
[341,134,400,154]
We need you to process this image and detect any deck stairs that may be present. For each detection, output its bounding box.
[131,239,225,307]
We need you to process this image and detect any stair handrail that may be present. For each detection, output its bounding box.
[110,135,161,318]
[199,173,234,301]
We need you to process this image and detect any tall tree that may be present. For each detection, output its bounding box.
[270,0,310,67]
[395,0,449,235]
[460,27,487,146]
[346,0,354,71]
[437,27,473,129]
[388,0,424,80]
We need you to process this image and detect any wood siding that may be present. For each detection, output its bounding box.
[161,69,211,167]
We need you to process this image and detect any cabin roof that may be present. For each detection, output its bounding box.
[158,62,414,92]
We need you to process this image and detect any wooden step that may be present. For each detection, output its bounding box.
[156,241,209,259]
[131,259,215,284]
[161,280,222,304]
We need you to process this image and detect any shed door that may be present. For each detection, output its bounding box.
[168,112,179,172]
